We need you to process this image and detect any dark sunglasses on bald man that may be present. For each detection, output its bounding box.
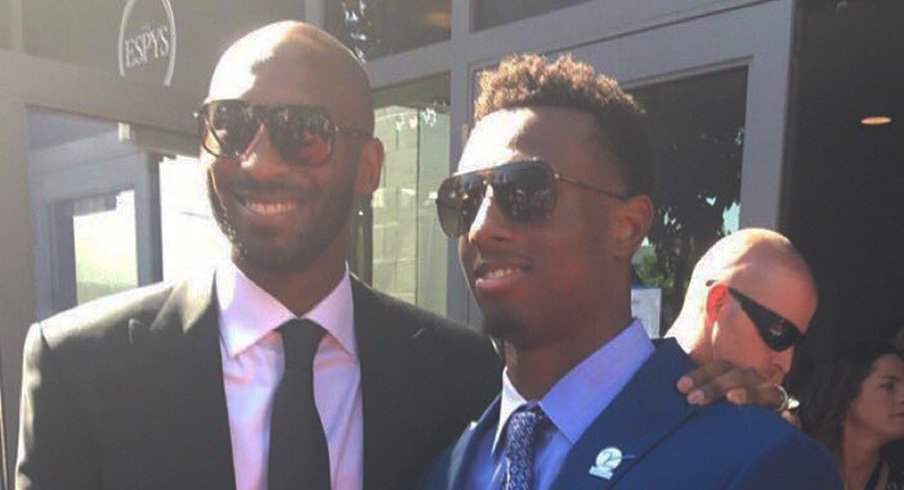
[706,280,803,352]
[195,99,370,166]
[434,160,629,238]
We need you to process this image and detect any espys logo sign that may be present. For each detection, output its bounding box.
[118,0,177,86]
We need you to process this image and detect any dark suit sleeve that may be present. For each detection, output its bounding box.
[727,429,842,490]
[16,323,101,490]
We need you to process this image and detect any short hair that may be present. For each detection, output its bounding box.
[474,53,654,196]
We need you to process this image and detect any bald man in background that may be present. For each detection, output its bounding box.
[16,22,500,490]
[669,228,818,413]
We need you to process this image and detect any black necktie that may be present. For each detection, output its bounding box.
[268,319,331,490]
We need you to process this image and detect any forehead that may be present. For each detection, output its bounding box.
[458,107,604,175]
[870,355,904,379]
[210,54,338,106]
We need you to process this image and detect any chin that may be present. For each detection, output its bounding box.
[481,309,524,339]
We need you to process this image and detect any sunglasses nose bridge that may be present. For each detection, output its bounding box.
[465,181,518,246]
[238,121,266,160]
[236,121,294,178]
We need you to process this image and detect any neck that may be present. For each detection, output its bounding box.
[667,314,710,366]
[235,244,347,316]
[504,304,633,400]
[840,424,883,490]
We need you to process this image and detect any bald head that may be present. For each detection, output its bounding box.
[669,228,818,382]
[208,21,374,133]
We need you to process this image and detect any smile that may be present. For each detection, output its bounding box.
[482,266,523,280]
[241,198,299,215]
[473,260,531,295]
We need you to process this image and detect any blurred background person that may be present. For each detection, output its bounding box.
[801,343,904,490]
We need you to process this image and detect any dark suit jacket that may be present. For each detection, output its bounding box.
[16,273,502,490]
[423,340,842,490]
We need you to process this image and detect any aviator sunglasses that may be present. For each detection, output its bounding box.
[435,160,629,238]
[195,99,370,166]
[706,280,803,352]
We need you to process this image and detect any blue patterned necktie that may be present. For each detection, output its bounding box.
[503,405,548,490]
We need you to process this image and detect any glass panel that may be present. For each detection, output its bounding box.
[0,1,11,49]
[325,0,450,60]
[475,0,590,31]
[69,190,139,304]
[629,68,748,335]
[355,75,450,315]
[159,155,231,281]
[788,0,904,348]
[27,109,155,318]
[372,105,420,305]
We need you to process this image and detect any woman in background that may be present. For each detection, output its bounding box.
[801,342,904,490]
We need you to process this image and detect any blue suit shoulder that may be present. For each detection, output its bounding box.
[677,401,841,489]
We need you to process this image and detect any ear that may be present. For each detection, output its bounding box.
[705,284,728,325]
[354,138,383,198]
[612,194,653,259]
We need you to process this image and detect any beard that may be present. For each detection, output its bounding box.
[481,310,524,339]
[206,169,356,271]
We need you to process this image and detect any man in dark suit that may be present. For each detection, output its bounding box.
[16,22,500,490]
[423,53,842,489]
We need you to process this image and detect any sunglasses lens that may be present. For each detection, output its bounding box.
[436,174,483,238]
[733,290,801,351]
[267,106,335,166]
[199,101,259,158]
[491,163,557,222]
[434,161,558,238]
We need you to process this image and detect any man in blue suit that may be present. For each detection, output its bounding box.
[423,53,841,489]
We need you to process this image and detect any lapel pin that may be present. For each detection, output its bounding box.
[589,447,623,480]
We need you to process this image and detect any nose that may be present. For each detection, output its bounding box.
[465,185,515,249]
[238,124,290,180]
[767,348,793,383]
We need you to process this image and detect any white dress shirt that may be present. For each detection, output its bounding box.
[216,260,363,490]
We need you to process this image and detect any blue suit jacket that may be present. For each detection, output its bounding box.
[423,340,841,489]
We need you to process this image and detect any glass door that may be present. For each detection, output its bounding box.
[27,109,161,319]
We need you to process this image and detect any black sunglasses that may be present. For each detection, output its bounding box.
[195,99,370,166]
[434,160,629,238]
[707,280,803,352]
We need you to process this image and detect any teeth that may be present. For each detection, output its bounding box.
[484,267,520,279]
[245,200,298,215]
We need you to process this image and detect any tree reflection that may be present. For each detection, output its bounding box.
[631,68,747,332]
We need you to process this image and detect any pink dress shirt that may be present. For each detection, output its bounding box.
[216,260,363,490]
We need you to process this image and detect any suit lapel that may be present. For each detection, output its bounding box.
[447,398,500,490]
[354,278,420,489]
[128,275,236,489]
[550,340,700,490]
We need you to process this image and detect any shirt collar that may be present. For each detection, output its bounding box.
[493,319,654,453]
[215,260,357,359]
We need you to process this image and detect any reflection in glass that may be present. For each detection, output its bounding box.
[475,0,590,31]
[0,0,10,49]
[27,109,156,318]
[67,190,138,304]
[630,68,748,333]
[325,0,450,60]
[159,156,231,281]
[368,104,449,315]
